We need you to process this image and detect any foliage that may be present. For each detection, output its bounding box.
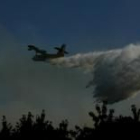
[0,102,140,139]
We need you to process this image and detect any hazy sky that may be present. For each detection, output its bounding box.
[0,0,140,128]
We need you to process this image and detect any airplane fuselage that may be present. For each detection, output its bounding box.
[32,53,64,61]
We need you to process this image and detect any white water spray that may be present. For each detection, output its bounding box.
[50,44,140,104]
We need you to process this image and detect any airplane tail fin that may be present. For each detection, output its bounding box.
[54,44,69,54]
[64,50,69,54]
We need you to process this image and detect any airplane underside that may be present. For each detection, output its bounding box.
[32,55,46,61]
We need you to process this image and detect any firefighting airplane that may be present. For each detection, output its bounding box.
[28,44,68,61]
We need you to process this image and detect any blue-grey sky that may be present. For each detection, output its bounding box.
[1,0,140,51]
[0,0,140,128]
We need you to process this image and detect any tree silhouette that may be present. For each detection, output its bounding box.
[0,102,140,139]
[0,116,12,138]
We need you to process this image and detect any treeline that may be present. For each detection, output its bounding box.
[0,102,140,139]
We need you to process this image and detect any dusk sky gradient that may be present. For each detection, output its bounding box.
[1,0,140,128]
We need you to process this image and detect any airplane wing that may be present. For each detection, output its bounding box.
[54,47,60,51]
[28,45,37,50]
[28,45,47,55]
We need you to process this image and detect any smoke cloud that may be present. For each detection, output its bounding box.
[50,44,140,104]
